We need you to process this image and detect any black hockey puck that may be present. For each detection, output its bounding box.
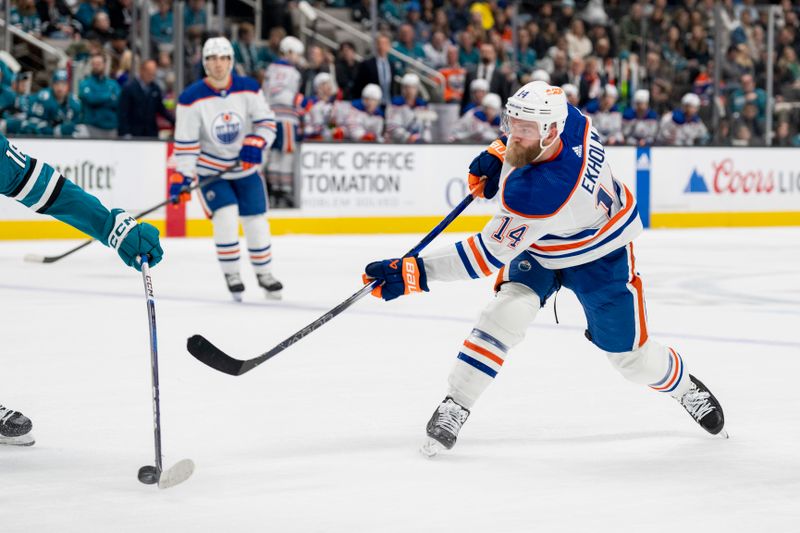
[138,465,159,485]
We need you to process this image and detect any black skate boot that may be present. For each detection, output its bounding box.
[0,405,34,446]
[257,272,283,300]
[677,375,726,437]
[420,397,470,457]
[225,273,245,302]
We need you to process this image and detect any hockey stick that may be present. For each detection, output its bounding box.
[187,193,476,376]
[23,168,232,264]
[137,256,195,489]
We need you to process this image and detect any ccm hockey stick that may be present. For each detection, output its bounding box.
[24,168,233,264]
[136,256,195,489]
[187,193,476,376]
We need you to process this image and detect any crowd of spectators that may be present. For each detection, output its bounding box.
[1,0,799,146]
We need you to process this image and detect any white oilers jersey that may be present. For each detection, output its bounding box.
[385,96,433,143]
[423,104,643,282]
[174,75,277,179]
[345,99,384,141]
[302,97,348,140]
[262,60,301,125]
[449,107,502,143]
[623,108,659,145]
[657,109,709,146]
[585,103,623,145]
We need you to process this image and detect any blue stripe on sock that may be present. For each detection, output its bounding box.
[455,242,479,279]
[475,233,504,269]
[216,242,239,248]
[471,328,509,353]
[650,352,674,388]
[457,352,497,378]
[218,257,240,262]
[664,356,684,393]
[251,259,272,266]
[248,245,271,253]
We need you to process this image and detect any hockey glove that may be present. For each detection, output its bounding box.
[107,209,164,271]
[362,256,428,301]
[239,134,267,170]
[467,139,506,199]
[169,172,193,204]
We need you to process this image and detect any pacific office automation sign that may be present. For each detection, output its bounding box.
[650,147,800,213]
[300,143,492,215]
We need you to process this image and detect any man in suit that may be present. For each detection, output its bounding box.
[354,34,395,105]
[461,43,516,110]
[117,59,174,138]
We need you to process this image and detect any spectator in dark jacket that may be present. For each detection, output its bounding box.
[36,0,79,38]
[117,59,173,138]
[335,41,359,100]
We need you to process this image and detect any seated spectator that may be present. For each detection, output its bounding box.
[405,2,430,44]
[118,59,173,138]
[729,73,767,121]
[380,0,405,29]
[86,11,114,44]
[461,43,515,109]
[447,0,470,36]
[394,23,425,69]
[150,0,174,46]
[733,101,765,145]
[107,30,133,85]
[657,92,708,146]
[424,30,448,70]
[108,0,132,35]
[36,0,79,39]
[462,77,488,114]
[386,73,432,143]
[438,46,466,104]
[345,83,385,142]
[579,57,604,107]
[79,53,121,138]
[530,69,550,84]
[731,122,752,147]
[584,84,623,145]
[562,83,579,107]
[1,72,37,134]
[334,41,359,100]
[10,0,42,36]
[623,89,659,146]
[458,30,480,68]
[26,69,85,137]
[233,22,270,78]
[565,19,592,60]
[74,0,106,35]
[302,73,345,141]
[448,92,502,143]
[184,0,207,30]
[516,28,537,78]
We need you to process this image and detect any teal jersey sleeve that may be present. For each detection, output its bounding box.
[0,133,115,244]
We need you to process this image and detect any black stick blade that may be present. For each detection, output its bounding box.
[187,335,246,376]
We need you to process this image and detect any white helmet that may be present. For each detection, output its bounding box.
[633,89,650,104]
[313,72,332,90]
[362,83,382,101]
[470,78,489,93]
[561,83,579,98]
[530,69,551,83]
[681,92,700,108]
[481,93,502,112]
[504,81,568,138]
[603,84,618,99]
[401,72,420,87]
[279,36,305,57]
[202,37,234,76]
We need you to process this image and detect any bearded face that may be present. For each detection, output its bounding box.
[505,140,544,167]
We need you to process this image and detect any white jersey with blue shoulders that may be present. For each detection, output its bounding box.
[424,104,643,281]
[262,60,302,124]
[174,74,276,180]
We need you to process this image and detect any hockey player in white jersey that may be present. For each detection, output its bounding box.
[657,92,709,146]
[301,72,347,141]
[448,92,502,143]
[171,36,283,300]
[584,84,624,145]
[623,89,659,146]
[344,83,385,142]
[262,35,303,207]
[363,81,726,456]
[386,73,435,143]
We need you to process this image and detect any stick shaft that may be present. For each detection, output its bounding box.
[140,258,163,472]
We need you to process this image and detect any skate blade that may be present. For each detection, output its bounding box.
[230,292,243,302]
[158,458,195,489]
[0,433,35,446]
[263,289,282,301]
[717,429,730,439]
[419,437,445,458]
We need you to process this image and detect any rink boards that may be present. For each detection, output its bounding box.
[1,139,798,239]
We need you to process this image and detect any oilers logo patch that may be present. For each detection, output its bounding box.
[212,112,243,144]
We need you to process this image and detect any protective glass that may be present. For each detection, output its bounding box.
[501,113,541,140]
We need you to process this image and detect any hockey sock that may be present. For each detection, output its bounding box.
[448,282,540,408]
[241,214,273,275]
[212,205,240,275]
[606,339,691,398]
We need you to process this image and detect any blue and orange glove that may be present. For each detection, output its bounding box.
[467,138,505,199]
[169,172,193,204]
[239,134,267,170]
[362,256,429,301]
[107,209,164,271]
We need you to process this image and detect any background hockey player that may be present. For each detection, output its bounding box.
[262,35,303,208]
[301,72,345,141]
[448,92,502,143]
[385,73,434,144]
[623,89,659,146]
[462,78,489,114]
[26,69,87,138]
[171,37,283,300]
[344,83,384,142]
[657,92,709,146]
[584,84,624,145]
[0,132,163,446]
[363,81,725,457]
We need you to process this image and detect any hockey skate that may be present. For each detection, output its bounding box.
[0,405,34,446]
[677,375,727,437]
[420,397,470,457]
[257,272,283,300]
[225,273,245,302]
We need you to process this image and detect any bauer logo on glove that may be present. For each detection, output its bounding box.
[362,256,429,301]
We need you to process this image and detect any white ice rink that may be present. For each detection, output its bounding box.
[1,228,799,532]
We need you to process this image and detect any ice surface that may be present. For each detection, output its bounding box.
[1,228,799,532]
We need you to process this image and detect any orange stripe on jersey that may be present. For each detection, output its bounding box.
[198,157,228,169]
[628,242,649,346]
[463,340,504,366]
[530,185,635,252]
[175,144,200,151]
[467,236,492,276]
[493,266,507,292]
